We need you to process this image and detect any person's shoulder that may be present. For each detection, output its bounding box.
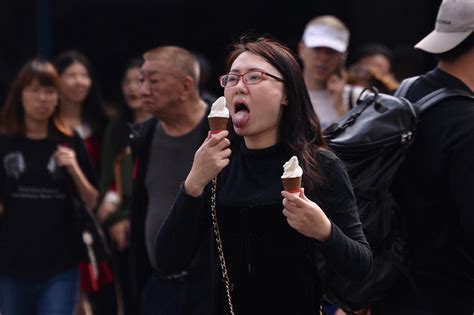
[409,71,473,116]
[316,148,338,162]
[432,96,474,136]
[0,134,11,150]
[315,148,353,190]
[0,133,20,145]
[0,133,9,141]
[316,148,345,170]
[443,94,474,111]
[421,90,474,121]
[133,117,157,138]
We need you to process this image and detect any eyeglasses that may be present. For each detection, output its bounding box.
[219,70,285,88]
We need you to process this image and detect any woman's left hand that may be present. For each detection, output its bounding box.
[282,188,332,242]
[109,219,130,252]
[54,145,79,174]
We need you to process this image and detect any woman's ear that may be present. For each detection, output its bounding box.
[282,95,288,106]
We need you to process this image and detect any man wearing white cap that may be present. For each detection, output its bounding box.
[298,15,362,130]
[374,1,474,314]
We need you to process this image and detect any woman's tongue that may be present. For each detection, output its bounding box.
[233,109,250,128]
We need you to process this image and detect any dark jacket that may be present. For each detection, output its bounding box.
[129,117,157,305]
[386,68,474,313]
[129,112,212,314]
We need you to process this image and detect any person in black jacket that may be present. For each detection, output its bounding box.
[129,46,211,314]
[373,1,474,314]
[154,35,372,315]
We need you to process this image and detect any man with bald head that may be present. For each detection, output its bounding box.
[129,46,211,315]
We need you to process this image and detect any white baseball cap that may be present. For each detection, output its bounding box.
[302,16,350,53]
[415,0,474,53]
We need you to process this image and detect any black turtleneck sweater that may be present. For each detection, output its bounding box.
[155,141,372,315]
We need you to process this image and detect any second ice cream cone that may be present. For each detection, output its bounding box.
[282,176,302,194]
[281,156,303,196]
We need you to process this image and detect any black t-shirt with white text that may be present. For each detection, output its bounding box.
[0,134,96,279]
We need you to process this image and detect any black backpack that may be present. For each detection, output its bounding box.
[319,77,473,312]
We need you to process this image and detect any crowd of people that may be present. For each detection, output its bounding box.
[0,0,473,314]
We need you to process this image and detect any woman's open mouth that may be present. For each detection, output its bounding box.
[233,103,250,128]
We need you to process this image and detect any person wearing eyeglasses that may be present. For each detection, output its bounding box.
[153,35,372,314]
[129,46,212,315]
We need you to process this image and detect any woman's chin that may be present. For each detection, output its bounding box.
[233,125,249,137]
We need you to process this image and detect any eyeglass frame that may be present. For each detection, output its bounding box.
[219,70,285,88]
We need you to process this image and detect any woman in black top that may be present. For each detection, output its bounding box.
[0,59,98,314]
[154,36,372,314]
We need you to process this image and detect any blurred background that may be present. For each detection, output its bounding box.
[0,0,441,105]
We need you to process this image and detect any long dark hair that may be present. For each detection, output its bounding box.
[53,50,106,137]
[119,57,144,124]
[1,58,72,140]
[226,35,328,187]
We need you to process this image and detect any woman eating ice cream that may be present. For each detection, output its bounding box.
[153,36,372,315]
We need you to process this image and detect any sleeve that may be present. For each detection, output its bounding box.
[153,182,212,276]
[313,152,373,282]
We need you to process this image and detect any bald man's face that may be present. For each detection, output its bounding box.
[139,59,183,117]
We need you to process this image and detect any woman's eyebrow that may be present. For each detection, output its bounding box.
[229,67,264,73]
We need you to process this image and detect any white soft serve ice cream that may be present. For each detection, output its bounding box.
[281,156,303,178]
[208,96,229,118]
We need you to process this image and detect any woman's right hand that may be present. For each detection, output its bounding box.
[184,130,231,197]
[97,200,119,224]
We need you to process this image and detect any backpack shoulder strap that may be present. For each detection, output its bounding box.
[415,88,474,114]
[394,76,419,97]
[348,86,354,110]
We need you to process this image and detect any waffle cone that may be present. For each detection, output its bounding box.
[208,117,228,132]
[281,177,302,192]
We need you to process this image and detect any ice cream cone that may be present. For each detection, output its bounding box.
[282,176,302,195]
[208,96,229,134]
[208,117,228,133]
